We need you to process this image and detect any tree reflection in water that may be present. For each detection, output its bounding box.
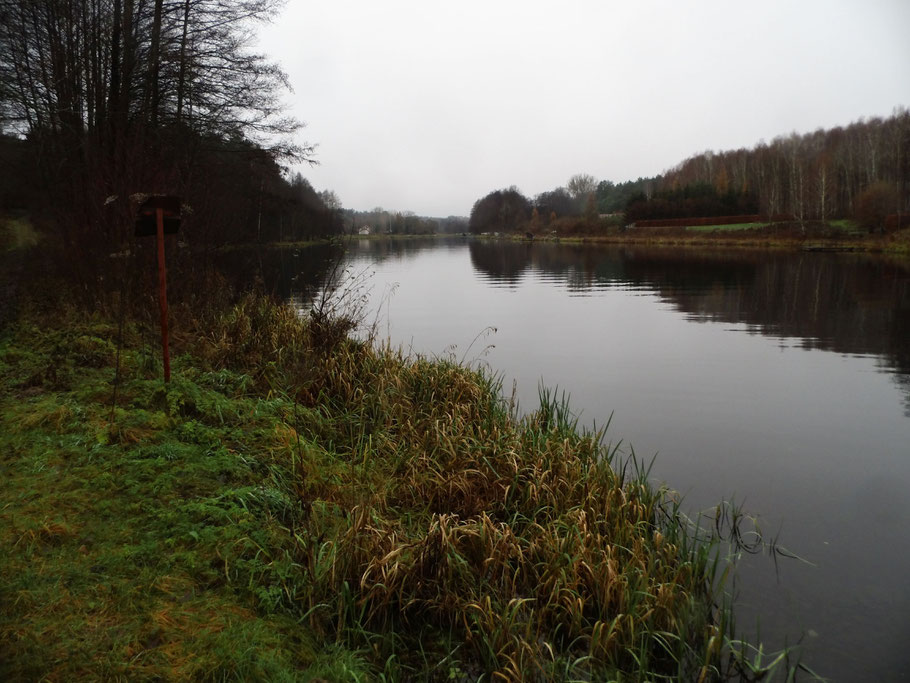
[468,241,910,411]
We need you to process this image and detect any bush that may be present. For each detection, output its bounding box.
[855,182,900,233]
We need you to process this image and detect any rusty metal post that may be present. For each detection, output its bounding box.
[156,206,171,382]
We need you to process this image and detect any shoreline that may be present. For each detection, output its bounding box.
[0,288,801,680]
[261,228,910,256]
[472,228,910,255]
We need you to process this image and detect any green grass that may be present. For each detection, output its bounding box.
[0,295,807,681]
[826,219,863,234]
[685,222,769,233]
[685,218,865,236]
[0,318,328,680]
[1,215,40,251]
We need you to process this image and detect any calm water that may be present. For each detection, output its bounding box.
[239,239,910,680]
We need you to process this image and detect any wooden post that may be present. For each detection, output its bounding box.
[135,195,180,384]
[156,206,171,382]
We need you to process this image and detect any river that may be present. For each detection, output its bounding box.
[226,237,910,680]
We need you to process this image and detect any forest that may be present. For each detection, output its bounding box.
[345,208,468,236]
[0,0,342,254]
[469,109,910,235]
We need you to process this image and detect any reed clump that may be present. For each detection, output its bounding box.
[190,296,755,680]
[0,290,794,681]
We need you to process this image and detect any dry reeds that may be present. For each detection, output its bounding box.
[197,296,757,680]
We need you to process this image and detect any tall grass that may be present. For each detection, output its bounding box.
[0,278,808,680]
[192,294,804,680]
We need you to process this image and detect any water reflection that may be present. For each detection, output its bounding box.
[214,240,910,415]
[212,237,473,298]
[211,242,345,304]
[219,238,910,680]
[470,241,910,410]
[350,235,470,265]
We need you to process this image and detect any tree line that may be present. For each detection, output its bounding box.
[469,109,910,234]
[345,208,468,236]
[468,175,657,235]
[656,109,909,224]
[0,0,341,251]
[624,183,759,223]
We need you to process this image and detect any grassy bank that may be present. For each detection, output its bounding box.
[684,222,769,233]
[1,291,798,681]
[480,220,910,255]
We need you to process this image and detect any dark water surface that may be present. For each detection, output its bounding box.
[245,238,910,680]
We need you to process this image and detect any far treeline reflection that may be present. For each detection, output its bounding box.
[468,241,910,412]
[217,239,910,416]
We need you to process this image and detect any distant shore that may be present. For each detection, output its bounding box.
[498,231,910,254]
[337,226,910,255]
[206,224,910,256]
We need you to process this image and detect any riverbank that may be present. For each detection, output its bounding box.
[479,223,910,256]
[333,223,910,256]
[0,282,801,680]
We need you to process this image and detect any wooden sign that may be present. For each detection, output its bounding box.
[135,195,181,236]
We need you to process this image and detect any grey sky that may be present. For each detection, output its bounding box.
[259,0,910,217]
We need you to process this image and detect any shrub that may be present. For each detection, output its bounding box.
[855,182,900,233]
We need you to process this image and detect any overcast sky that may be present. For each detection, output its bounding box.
[258,0,910,217]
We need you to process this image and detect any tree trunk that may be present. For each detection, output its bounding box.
[175,0,191,124]
[145,0,163,126]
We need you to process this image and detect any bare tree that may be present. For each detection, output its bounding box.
[0,0,311,248]
[567,173,597,200]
